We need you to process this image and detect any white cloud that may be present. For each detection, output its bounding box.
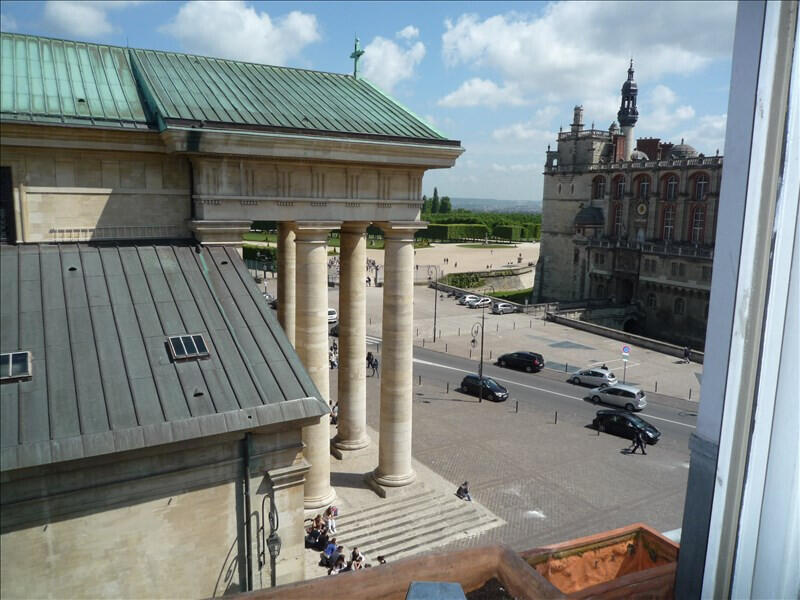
[492,121,553,142]
[161,1,320,65]
[397,25,419,40]
[638,84,696,134]
[43,1,139,37]
[438,78,526,108]
[361,31,425,92]
[1,13,18,31]
[676,114,727,156]
[490,163,539,173]
[441,2,736,123]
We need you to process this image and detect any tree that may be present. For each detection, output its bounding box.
[421,195,430,213]
[440,196,452,213]
[431,187,440,214]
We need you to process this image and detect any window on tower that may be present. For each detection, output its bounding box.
[663,205,675,241]
[666,175,678,200]
[691,206,706,243]
[613,203,623,238]
[695,174,709,200]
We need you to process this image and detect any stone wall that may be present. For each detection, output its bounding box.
[0,428,310,598]
[2,145,192,243]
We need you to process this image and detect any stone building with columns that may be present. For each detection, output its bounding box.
[534,62,723,348]
[0,32,461,597]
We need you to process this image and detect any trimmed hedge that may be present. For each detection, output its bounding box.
[417,223,489,242]
[444,272,485,289]
[492,287,534,304]
[242,245,277,262]
[494,225,523,241]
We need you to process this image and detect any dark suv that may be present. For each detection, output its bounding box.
[497,351,544,373]
[459,375,509,402]
[592,410,661,444]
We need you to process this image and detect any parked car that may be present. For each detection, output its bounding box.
[458,294,480,305]
[467,297,492,309]
[497,351,544,373]
[492,302,516,314]
[328,308,338,323]
[459,375,509,402]
[592,410,660,444]
[568,366,617,388]
[589,383,647,411]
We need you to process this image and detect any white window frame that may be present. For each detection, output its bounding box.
[168,334,210,360]
[0,351,32,380]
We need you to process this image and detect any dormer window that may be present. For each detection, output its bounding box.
[168,335,210,360]
[0,351,32,380]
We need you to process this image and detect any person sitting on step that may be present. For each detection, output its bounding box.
[320,538,337,567]
[456,481,473,502]
[328,554,346,575]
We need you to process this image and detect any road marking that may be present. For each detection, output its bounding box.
[413,357,697,429]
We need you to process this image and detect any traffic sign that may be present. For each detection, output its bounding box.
[622,345,631,355]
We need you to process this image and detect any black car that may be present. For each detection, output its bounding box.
[497,351,544,373]
[459,375,509,402]
[592,410,661,444]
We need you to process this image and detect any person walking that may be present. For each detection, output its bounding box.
[631,430,647,455]
[366,351,374,374]
[371,357,379,377]
[683,346,691,363]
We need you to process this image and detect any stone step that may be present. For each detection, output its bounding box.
[387,514,505,562]
[335,489,439,527]
[336,495,468,547]
[360,505,499,559]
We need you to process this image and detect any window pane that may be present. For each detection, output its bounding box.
[182,335,198,355]
[171,337,187,357]
[0,353,10,376]
[11,353,28,376]
[193,335,208,354]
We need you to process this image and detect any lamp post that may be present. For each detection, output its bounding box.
[427,265,441,342]
[470,285,495,401]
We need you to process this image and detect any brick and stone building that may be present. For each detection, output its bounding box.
[534,62,722,348]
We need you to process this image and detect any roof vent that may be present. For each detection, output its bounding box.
[221,260,228,265]
[0,351,32,381]
[68,266,78,272]
[77,98,86,103]
[168,334,210,360]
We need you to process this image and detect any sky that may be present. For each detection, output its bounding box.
[1,1,737,203]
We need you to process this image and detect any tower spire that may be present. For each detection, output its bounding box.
[350,36,365,79]
[617,60,639,160]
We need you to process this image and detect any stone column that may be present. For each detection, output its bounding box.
[334,222,370,453]
[371,222,426,491]
[295,221,340,509]
[277,222,296,345]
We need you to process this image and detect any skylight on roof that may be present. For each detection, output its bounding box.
[0,351,32,380]
[168,335,209,360]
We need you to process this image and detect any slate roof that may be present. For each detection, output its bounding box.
[1,32,455,144]
[0,243,328,472]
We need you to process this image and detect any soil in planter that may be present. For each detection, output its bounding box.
[466,577,516,600]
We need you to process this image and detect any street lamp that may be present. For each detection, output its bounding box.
[427,265,441,342]
[470,285,495,402]
[261,492,281,587]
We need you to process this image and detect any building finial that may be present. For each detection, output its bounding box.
[350,35,365,79]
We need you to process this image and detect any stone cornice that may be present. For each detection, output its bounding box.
[160,128,464,169]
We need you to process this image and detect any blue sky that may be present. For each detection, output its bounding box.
[1,1,737,203]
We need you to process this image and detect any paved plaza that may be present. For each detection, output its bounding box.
[268,241,701,577]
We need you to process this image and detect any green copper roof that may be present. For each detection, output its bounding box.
[1,32,454,143]
[129,48,447,141]
[1,33,150,128]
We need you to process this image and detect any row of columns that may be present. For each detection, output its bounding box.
[277,220,422,509]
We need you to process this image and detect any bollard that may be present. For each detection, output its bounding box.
[469,348,472,358]
[445,343,448,352]
[565,363,568,372]
[496,323,499,332]
[446,382,449,394]
[513,321,516,330]
[489,350,493,359]
[555,411,558,424]
[422,339,425,348]
[416,327,418,337]
[515,400,519,414]
[689,388,692,400]
[655,381,658,393]
[418,375,421,386]
[458,327,461,336]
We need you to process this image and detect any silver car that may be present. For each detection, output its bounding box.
[468,297,491,309]
[492,302,515,314]
[589,384,647,411]
[458,294,480,305]
[569,367,617,387]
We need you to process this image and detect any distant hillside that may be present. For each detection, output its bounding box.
[450,197,542,213]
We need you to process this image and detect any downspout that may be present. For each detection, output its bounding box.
[243,432,253,592]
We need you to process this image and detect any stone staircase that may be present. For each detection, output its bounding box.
[333,487,504,562]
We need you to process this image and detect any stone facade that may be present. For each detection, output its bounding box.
[534,69,722,348]
[0,430,310,598]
